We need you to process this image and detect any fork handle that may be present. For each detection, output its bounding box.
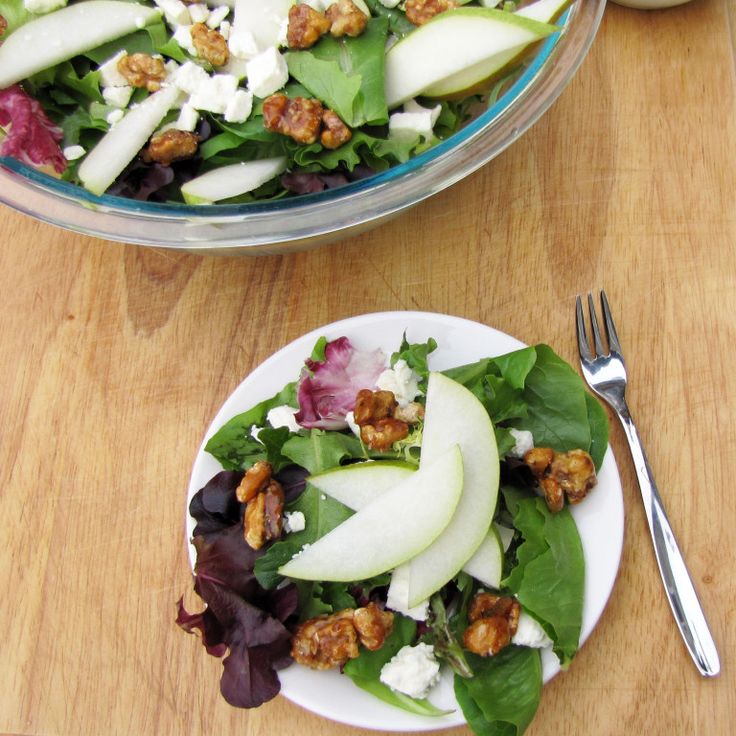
[617,404,720,677]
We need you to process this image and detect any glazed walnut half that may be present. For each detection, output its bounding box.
[463,593,521,657]
[237,461,285,550]
[523,447,597,512]
[117,53,166,92]
[191,22,229,66]
[287,3,331,49]
[143,129,199,165]
[404,0,457,26]
[0,14,7,36]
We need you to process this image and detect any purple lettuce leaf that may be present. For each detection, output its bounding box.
[295,337,386,430]
[189,470,244,538]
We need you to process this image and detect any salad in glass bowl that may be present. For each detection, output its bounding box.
[0,0,573,205]
[178,317,622,735]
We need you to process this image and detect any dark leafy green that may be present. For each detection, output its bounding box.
[281,429,364,474]
[502,487,584,667]
[454,647,542,736]
[391,334,437,392]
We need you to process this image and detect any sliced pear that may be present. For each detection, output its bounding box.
[0,1,162,89]
[421,4,565,99]
[384,8,556,107]
[181,157,288,204]
[308,461,415,510]
[231,0,293,51]
[78,85,183,196]
[390,372,500,608]
[278,444,463,582]
[462,525,503,588]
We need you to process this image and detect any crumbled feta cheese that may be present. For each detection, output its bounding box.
[224,88,253,123]
[376,359,421,407]
[189,73,239,113]
[106,108,125,126]
[228,27,259,60]
[173,24,197,56]
[206,5,230,28]
[23,0,66,13]
[344,411,361,439]
[246,47,288,98]
[154,0,190,25]
[266,404,301,433]
[102,85,133,109]
[218,19,232,40]
[173,61,210,94]
[188,2,210,23]
[276,16,289,47]
[508,428,534,459]
[389,100,442,142]
[63,145,85,161]
[176,103,200,132]
[512,611,553,649]
[97,51,129,88]
[283,511,306,534]
[250,425,262,441]
[380,644,441,699]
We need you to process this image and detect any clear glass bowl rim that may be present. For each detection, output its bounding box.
[0,0,606,251]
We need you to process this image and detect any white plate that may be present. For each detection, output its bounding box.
[186,311,624,732]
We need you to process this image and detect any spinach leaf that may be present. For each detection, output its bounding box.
[254,485,354,589]
[281,429,364,474]
[204,382,297,470]
[502,487,584,666]
[294,579,356,621]
[454,646,542,736]
[344,614,451,717]
[84,19,187,64]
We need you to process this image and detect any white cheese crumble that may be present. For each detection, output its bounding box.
[512,611,553,649]
[218,19,232,40]
[23,0,66,13]
[97,51,129,88]
[246,47,288,98]
[283,511,306,534]
[106,108,125,126]
[188,2,210,23]
[154,0,191,26]
[191,73,239,114]
[508,428,534,459]
[389,100,442,142]
[379,643,441,699]
[173,24,198,56]
[176,103,200,132]
[344,411,361,439]
[207,5,230,28]
[228,27,259,60]
[376,359,421,407]
[63,145,85,161]
[266,404,301,433]
[224,88,254,123]
[172,61,210,94]
[102,85,133,109]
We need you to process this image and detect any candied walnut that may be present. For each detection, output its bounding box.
[287,3,330,49]
[468,593,520,636]
[393,401,425,425]
[0,14,7,36]
[354,389,397,426]
[236,460,273,503]
[320,109,352,149]
[361,417,409,452]
[291,610,360,669]
[142,129,199,165]
[191,22,229,66]
[263,94,324,145]
[325,0,368,37]
[117,52,166,92]
[523,447,597,511]
[463,617,512,657]
[243,478,284,549]
[353,603,394,651]
[404,0,457,26]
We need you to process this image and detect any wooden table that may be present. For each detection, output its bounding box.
[1,1,734,734]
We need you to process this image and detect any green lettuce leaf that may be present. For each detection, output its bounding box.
[281,429,364,474]
[454,646,542,736]
[502,487,584,666]
[391,335,437,392]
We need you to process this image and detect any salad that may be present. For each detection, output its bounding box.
[177,330,609,735]
[0,0,569,204]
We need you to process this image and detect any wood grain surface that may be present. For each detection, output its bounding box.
[1,2,734,735]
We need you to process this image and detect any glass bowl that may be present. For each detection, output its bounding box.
[0,1,606,255]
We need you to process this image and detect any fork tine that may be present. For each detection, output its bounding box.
[587,293,606,355]
[575,295,593,361]
[600,290,623,355]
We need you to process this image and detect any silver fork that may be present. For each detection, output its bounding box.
[576,291,720,677]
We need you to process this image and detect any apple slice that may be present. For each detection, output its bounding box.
[422,1,569,98]
[231,0,293,51]
[278,444,463,582]
[390,371,500,608]
[462,525,503,589]
[78,85,183,196]
[384,8,556,107]
[307,460,415,510]
[181,157,288,204]
[0,1,162,89]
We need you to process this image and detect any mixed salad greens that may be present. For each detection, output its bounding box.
[177,332,608,735]
[0,0,569,204]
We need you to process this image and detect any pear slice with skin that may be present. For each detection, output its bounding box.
[462,525,504,589]
[384,8,556,108]
[390,372,500,608]
[278,444,463,582]
[422,0,570,99]
[0,1,162,89]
